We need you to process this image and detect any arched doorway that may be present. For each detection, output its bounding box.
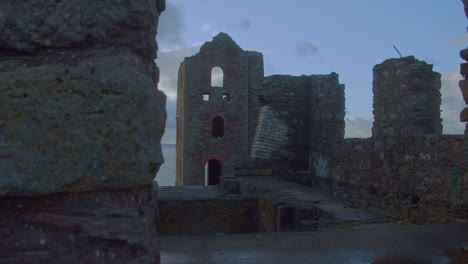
[212,116,224,137]
[205,159,221,185]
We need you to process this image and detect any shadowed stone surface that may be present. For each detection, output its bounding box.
[158,186,259,236]
[0,185,159,263]
[0,0,162,56]
[160,222,468,264]
[0,63,165,196]
[0,0,166,263]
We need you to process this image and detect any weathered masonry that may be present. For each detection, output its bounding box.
[177,33,466,222]
[0,1,166,263]
[176,33,264,185]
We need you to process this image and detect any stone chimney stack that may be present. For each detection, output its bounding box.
[372,56,442,139]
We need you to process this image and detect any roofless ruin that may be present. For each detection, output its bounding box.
[177,32,466,221]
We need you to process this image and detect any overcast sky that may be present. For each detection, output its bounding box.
[156,0,467,144]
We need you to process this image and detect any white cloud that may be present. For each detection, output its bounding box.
[200,23,212,33]
[156,44,201,101]
[158,2,185,47]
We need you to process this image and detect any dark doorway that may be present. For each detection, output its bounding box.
[205,159,221,185]
[212,116,224,137]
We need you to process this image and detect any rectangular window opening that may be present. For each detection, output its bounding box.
[203,93,210,101]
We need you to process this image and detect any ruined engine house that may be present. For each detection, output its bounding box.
[176,33,345,186]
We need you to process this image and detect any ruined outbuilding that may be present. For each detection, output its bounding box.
[177,33,467,222]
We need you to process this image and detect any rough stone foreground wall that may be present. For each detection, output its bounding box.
[0,1,166,263]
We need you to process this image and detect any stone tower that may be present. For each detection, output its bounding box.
[372,56,442,138]
[176,33,263,185]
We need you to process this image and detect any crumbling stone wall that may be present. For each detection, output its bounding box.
[0,1,166,263]
[247,52,265,151]
[256,75,311,171]
[332,135,464,222]
[252,73,345,173]
[308,73,345,179]
[312,57,465,223]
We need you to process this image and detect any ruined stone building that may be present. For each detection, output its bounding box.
[176,33,345,186]
[176,33,264,185]
[177,33,467,221]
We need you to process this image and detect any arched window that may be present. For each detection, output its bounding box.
[212,116,224,137]
[211,66,223,87]
[205,159,221,185]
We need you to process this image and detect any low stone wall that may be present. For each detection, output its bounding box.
[319,135,465,223]
[235,158,287,176]
[158,197,259,236]
[157,186,260,236]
